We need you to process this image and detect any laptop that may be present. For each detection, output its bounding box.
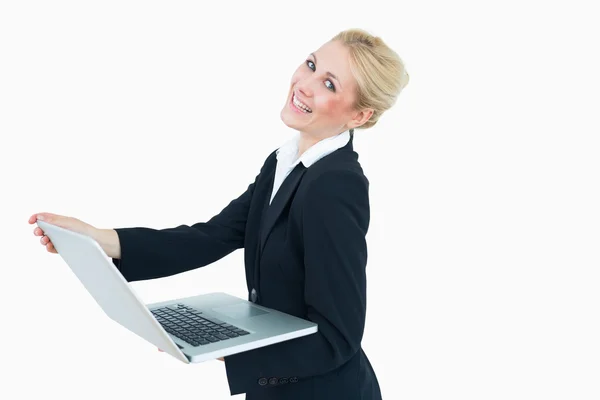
[36,220,318,364]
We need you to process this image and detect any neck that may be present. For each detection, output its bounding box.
[297,134,320,159]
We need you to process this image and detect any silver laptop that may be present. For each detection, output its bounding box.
[37,220,318,364]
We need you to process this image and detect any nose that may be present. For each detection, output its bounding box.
[295,78,314,99]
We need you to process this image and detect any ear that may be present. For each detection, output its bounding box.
[347,108,374,130]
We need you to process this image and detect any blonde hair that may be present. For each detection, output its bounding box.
[331,28,409,131]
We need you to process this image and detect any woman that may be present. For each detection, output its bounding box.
[29,28,409,400]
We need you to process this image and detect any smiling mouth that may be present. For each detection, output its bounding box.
[290,93,312,114]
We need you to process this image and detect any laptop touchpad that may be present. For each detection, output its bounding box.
[212,303,268,319]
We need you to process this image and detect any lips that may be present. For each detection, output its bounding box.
[293,91,312,111]
[290,91,312,114]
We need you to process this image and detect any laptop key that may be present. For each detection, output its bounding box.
[206,336,220,342]
[215,334,229,340]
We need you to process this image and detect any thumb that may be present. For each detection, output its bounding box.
[37,213,91,235]
[36,213,68,227]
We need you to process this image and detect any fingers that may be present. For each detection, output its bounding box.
[46,242,57,254]
[32,222,53,251]
[35,226,51,249]
[33,225,57,253]
[30,213,64,254]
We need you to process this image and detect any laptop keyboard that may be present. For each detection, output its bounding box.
[151,303,250,347]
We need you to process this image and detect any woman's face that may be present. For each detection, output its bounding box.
[280,40,364,138]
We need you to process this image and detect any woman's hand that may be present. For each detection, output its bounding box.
[158,348,224,361]
[29,212,121,258]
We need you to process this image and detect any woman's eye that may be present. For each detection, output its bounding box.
[306,59,335,92]
[325,80,336,92]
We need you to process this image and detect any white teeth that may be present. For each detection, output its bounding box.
[293,94,312,113]
[293,96,310,112]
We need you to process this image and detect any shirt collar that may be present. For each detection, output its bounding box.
[276,130,350,168]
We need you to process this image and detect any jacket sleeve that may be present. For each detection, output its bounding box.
[223,170,370,395]
[111,152,275,282]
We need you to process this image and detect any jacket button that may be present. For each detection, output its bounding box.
[279,377,289,384]
[290,376,298,383]
[250,288,258,303]
[268,377,278,385]
[258,378,268,386]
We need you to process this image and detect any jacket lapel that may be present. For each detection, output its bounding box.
[259,162,307,254]
[257,132,354,257]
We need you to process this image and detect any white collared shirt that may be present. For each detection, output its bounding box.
[269,130,351,205]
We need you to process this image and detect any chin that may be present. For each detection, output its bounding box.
[280,103,314,131]
[280,107,301,130]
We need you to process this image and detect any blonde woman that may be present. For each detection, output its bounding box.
[30,28,409,400]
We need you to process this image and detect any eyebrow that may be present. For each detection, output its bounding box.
[310,53,342,90]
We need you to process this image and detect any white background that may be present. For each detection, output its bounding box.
[2,0,599,399]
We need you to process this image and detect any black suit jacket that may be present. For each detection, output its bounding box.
[111,134,382,400]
